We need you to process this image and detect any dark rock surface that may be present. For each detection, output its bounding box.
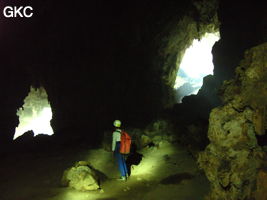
[0,0,218,144]
[0,0,265,147]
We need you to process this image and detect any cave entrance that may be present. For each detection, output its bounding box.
[13,86,54,140]
[174,32,220,103]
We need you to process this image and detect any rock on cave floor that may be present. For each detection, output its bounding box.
[0,141,210,200]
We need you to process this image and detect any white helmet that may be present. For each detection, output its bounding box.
[113,120,121,128]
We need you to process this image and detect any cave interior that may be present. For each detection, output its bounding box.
[0,1,266,200]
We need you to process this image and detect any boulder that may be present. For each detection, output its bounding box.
[140,135,152,147]
[144,120,174,137]
[62,161,100,191]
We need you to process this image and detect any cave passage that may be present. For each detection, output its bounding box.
[174,32,220,103]
[13,86,54,140]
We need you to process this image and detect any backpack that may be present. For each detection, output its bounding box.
[120,130,131,154]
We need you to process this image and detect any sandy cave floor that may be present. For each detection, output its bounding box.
[0,141,210,200]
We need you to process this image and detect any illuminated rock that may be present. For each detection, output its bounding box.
[61,161,100,191]
[198,43,267,200]
[13,86,54,140]
[140,135,152,147]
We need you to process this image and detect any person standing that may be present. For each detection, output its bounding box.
[112,120,128,181]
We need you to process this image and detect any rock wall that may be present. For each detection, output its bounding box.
[198,43,267,200]
[152,0,219,108]
[0,0,265,147]
[0,0,220,144]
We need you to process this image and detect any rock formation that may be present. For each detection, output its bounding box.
[198,43,267,200]
[61,161,101,191]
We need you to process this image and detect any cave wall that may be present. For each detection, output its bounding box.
[198,43,267,200]
[145,0,219,108]
[0,0,221,145]
[213,1,267,82]
[0,0,266,146]
[168,0,267,129]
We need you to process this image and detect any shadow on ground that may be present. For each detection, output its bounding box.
[160,172,194,185]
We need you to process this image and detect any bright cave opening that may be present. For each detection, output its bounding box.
[13,86,54,140]
[174,32,220,103]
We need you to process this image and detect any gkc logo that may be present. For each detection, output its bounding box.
[3,6,33,18]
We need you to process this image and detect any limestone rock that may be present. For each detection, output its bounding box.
[144,120,174,137]
[198,43,267,200]
[61,161,100,191]
[255,169,267,200]
[141,135,152,147]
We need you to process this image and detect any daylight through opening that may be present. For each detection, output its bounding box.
[174,32,220,103]
[13,86,54,140]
